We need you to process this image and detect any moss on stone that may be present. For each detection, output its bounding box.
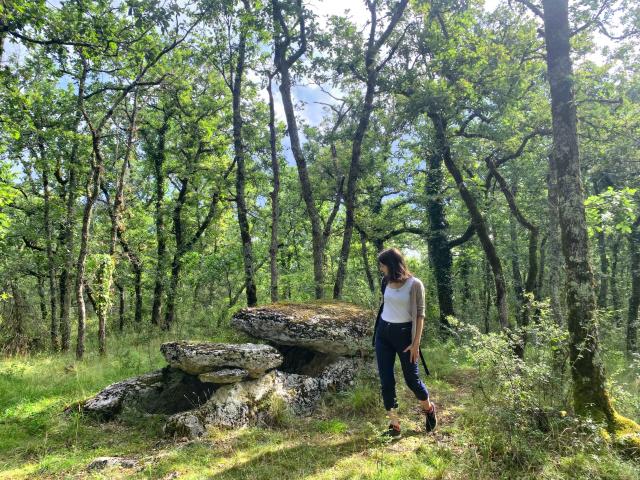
[609,411,640,458]
[250,301,373,324]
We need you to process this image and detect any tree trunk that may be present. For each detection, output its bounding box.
[610,237,621,325]
[272,2,326,299]
[39,140,59,351]
[484,158,539,353]
[542,0,614,421]
[547,165,564,325]
[333,0,408,299]
[133,264,142,324]
[627,218,640,353]
[164,177,188,330]
[459,251,471,312]
[37,274,47,329]
[596,228,609,309]
[117,281,125,331]
[267,76,280,303]
[425,149,455,331]
[59,92,84,352]
[358,226,375,294]
[151,118,169,326]
[483,257,492,334]
[509,213,525,310]
[430,111,511,330]
[75,159,102,360]
[163,162,223,329]
[592,178,610,308]
[333,70,376,300]
[232,19,257,307]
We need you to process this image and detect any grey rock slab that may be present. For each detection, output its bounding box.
[163,356,364,437]
[231,301,374,356]
[164,372,277,436]
[73,367,216,419]
[160,341,283,376]
[71,370,164,420]
[87,457,138,470]
[274,356,362,415]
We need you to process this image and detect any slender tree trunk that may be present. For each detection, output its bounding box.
[536,235,547,301]
[151,118,169,326]
[75,158,102,360]
[59,87,85,352]
[117,282,125,331]
[37,275,47,328]
[133,265,142,324]
[610,237,621,325]
[232,19,257,307]
[272,7,325,299]
[267,76,280,303]
[483,257,492,334]
[459,251,471,312]
[333,0,408,299]
[164,257,182,328]
[547,166,564,325]
[542,0,614,421]
[425,149,455,331]
[430,111,511,330]
[163,167,223,329]
[358,226,375,293]
[509,213,525,310]
[592,179,610,308]
[333,71,376,299]
[164,177,188,330]
[596,227,609,308]
[485,158,539,352]
[627,218,640,353]
[111,96,145,325]
[40,140,59,351]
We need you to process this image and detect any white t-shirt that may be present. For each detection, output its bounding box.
[381,276,414,323]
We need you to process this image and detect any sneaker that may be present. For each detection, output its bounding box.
[422,403,437,433]
[381,423,402,439]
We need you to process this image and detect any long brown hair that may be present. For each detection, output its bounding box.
[377,247,413,282]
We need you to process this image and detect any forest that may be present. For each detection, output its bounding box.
[1,0,640,478]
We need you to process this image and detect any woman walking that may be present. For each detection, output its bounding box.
[374,247,436,438]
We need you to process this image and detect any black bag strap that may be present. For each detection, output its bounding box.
[419,347,431,376]
[372,275,430,376]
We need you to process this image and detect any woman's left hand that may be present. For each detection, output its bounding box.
[403,343,419,364]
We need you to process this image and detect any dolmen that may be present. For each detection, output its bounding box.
[73,301,374,438]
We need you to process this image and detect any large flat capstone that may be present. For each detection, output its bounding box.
[160,341,283,376]
[231,301,374,356]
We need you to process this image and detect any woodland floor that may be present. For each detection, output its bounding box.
[1,328,639,480]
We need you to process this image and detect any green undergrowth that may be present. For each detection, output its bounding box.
[1,324,639,479]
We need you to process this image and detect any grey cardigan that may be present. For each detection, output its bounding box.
[380,275,426,344]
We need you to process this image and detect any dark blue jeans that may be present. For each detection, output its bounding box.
[375,318,429,410]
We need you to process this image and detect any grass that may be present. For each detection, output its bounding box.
[1,327,639,479]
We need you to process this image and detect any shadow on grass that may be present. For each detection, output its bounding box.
[209,436,365,480]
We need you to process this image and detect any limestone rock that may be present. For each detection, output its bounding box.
[71,370,164,420]
[164,356,364,437]
[163,412,206,438]
[231,301,374,356]
[165,371,278,436]
[160,341,283,376]
[199,367,249,384]
[87,457,138,470]
[274,356,362,415]
[74,367,216,419]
